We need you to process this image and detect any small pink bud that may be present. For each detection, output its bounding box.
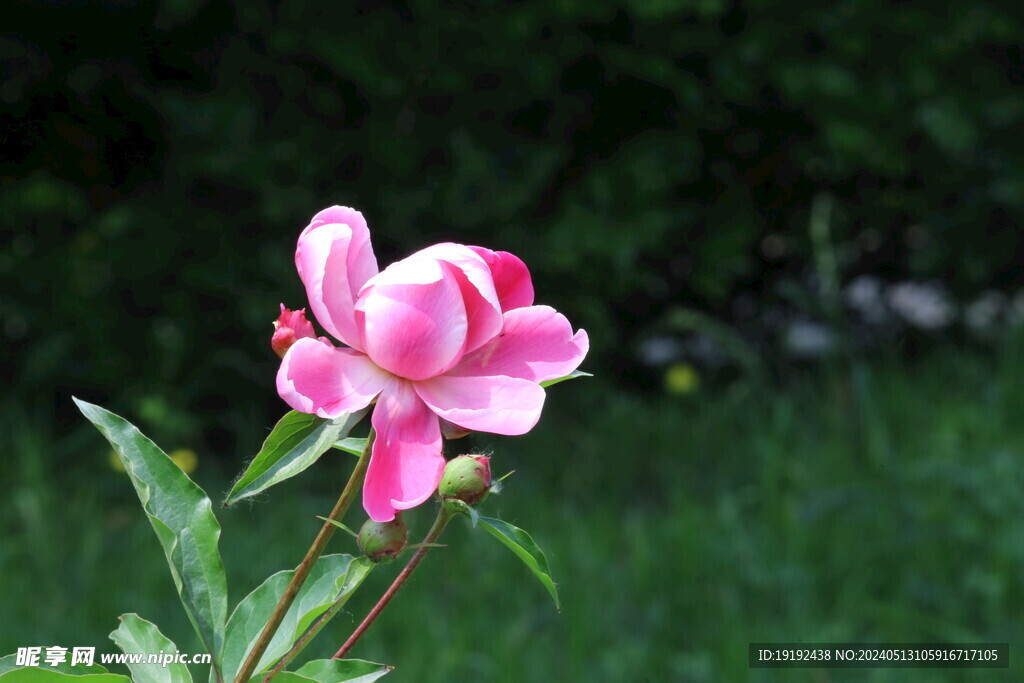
[438,454,492,508]
[272,304,315,358]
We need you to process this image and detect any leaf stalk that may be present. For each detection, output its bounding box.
[332,506,455,659]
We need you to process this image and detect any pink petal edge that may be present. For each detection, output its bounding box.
[415,373,546,436]
[447,305,589,383]
[296,206,378,350]
[363,380,446,522]
[276,337,391,418]
[407,243,504,353]
[468,246,534,311]
[356,257,469,381]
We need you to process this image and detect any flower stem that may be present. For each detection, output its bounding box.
[234,428,376,683]
[333,506,455,660]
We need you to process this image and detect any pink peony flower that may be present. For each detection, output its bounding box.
[276,206,589,521]
[272,305,316,358]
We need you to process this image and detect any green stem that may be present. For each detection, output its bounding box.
[333,507,455,660]
[234,428,376,683]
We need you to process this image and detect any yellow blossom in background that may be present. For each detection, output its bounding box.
[110,447,197,473]
[665,362,700,395]
[108,450,125,472]
[169,448,198,474]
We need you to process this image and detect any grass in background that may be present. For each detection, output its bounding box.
[2,341,1023,682]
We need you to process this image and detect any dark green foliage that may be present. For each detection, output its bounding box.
[2,7,1023,676]
[4,345,1024,680]
[3,0,1023,458]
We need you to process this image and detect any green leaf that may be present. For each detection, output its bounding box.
[224,410,367,507]
[476,516,561,611]
[73,399,227,675]
[292,659,391,682]
[539,370,591,388]
[0,670,130,683]
[0,656,109,677]
[109,614,193,683]
[331,438,367,457]
[220,555,374,681]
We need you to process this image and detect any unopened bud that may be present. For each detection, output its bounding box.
[357,513,408,563]
[272,304,315,357]
[438,455,491,508]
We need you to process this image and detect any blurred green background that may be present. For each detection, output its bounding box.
[3,0,1024,680]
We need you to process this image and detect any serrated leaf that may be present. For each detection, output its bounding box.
[477,516,560,611]
[224,410,367,507]
[73,399,227,675]
[109,614,193,683]
[220,555,373,681]
[332,438,367,457]
[539,370,591,388]
[292,659,391,682]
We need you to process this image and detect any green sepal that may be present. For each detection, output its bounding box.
[539,370,591,388]
[316,516,359,538]
[446,499,480,527]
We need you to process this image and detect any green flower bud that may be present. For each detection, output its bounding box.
[438,454,492,508]
[357,513,408,563]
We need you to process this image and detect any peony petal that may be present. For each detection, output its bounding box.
[276,337,391,418]
[468,246,534,311]
[415,373,545,436]
[446,305,589,383]
[407,243,503,353]
[296,206,379,350]
[355,257,469,380]
[364,380,445,522]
